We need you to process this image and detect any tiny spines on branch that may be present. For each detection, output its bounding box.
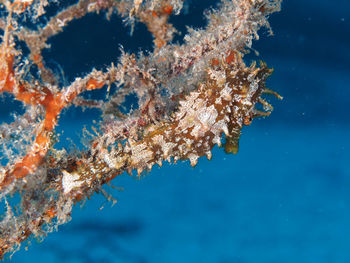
[0,0,282,258]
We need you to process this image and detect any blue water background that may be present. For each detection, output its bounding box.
[1,0,350,262]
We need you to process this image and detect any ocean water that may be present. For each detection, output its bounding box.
[2,0,350,262]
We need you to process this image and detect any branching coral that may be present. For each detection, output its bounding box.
[0,0,281,258]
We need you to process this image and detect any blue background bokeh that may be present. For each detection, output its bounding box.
[1,0,350,262]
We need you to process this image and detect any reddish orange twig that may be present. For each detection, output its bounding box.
[0,50,105,188]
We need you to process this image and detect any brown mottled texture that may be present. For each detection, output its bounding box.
[0,0,281,258]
